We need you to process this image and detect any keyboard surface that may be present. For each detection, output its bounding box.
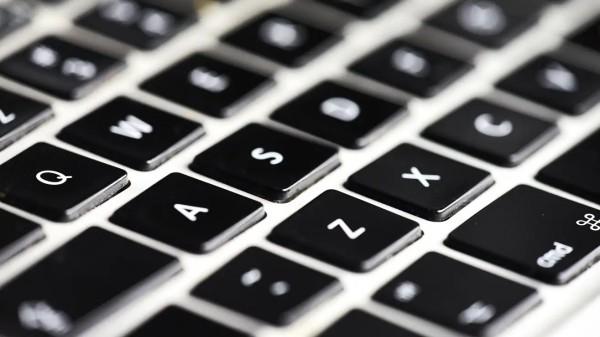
[0,1,599,337]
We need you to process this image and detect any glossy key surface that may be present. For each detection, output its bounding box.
[269,190,421,272]
[0,88,52,151]
[190,123,339,202]
[314,0,398,18]
[427,0,547,48]
[222,12,340,67]
[317,310,423,337]
[423,99,558,166]
[350,39,471,97]
[58,97,204,171]
[111,173,265,253]
[126,306,249,337]
[77,0,196,50]
[0,227,180,337]
[0,143,128,222]
[141,53,272,118]
[497,56,600,115]
[346,143,493,221]
[271,81,405,149]
[447,185,600,284]
[0,36,123,100]
[0,209,43,265]
[374,253,540,337]
[537,128,600,205]
[192,247,342,326]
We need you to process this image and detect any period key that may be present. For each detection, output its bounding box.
[447,185,600,284]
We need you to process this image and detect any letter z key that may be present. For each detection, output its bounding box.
[269,190,422,271]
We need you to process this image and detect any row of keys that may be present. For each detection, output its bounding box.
[6,182,592,337]
[189,247,539,337]
[77,0,197,50]
[0,42,588,182]
[0,46,573,226]
[0,143,270,255]
[0,120,496,223]
[1,12,597,133]
[0,0,597,121]
[124,250,540,337]
[0,223,545,337]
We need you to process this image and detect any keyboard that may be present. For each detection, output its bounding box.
[0,0,599,336]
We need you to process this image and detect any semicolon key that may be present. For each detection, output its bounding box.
[191,247,342,326]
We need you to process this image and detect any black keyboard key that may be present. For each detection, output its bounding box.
[0,227,180,337]
[318,310,423,337]
[314,0,398,18]
[141,53,272,118]
[77,0,196,50]
[497,56,600,115]
[538,128,600,204]
[192,247,341,325]
[111,173,265,253]
[271,81,405,149]
[0,1,32,39]
[222,12,340,67]
[0,209,43,264]
[427,0,546,48]
[0,143,128,222]
[447,185,600,284]
[346,143,493,221]
[190,123,339,202]
[349,39,471,97]
[423,99,558,167]
[0,36,123,100]
[37,0,65,4]
[269,190,421,272]
[0,89,52,151]
[570,17,600,55]
[57,97,204,171]
[126,306,249,337]
[374,253,539,337]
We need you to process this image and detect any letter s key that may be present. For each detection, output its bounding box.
[251,147,284,165]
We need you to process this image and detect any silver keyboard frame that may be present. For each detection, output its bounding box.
[0,0,599,336]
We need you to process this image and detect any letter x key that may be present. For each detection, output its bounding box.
[401,167,441,187]
[346,144,493,221]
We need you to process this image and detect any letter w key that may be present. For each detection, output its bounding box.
[327,218,366,240]
[110,115,153,139]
